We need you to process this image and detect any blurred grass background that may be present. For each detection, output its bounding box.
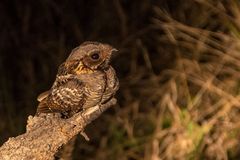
[1,0,240,159]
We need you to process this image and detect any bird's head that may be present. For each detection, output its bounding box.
[66,41,117,74]
[65,42,117,73]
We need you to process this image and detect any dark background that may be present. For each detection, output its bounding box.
[0,0,167,141]
[0,0,240,159]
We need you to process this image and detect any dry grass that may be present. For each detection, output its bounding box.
[78,1,240,160]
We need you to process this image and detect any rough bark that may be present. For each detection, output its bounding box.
[0,98,117,160]
[55,135,77,160]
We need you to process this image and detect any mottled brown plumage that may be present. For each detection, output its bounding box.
[36,42,119,117]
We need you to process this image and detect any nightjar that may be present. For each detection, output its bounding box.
[36,41,119,117]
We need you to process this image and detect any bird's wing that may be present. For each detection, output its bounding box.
[37,90,50,102]
[37,77,84,116]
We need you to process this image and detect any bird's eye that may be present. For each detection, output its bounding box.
[90,52,100,60]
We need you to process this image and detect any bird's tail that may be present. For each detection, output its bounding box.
[36,100,52,115]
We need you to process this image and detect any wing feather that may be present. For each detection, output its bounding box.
[37,77,84,116]
[37,90,50,102]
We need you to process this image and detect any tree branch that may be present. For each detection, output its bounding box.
[0,98,117,160]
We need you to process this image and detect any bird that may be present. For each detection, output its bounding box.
[36,41,119,117]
